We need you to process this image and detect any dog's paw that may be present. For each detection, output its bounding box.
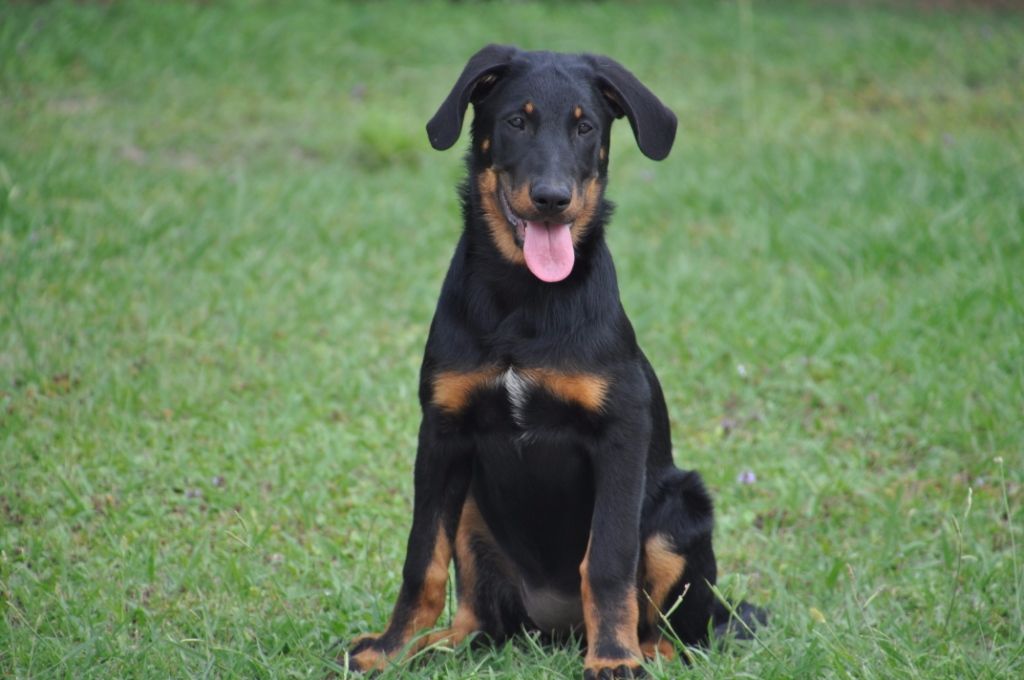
[583,659,646,680]
[343,634,388,674]
[639,637,675,661]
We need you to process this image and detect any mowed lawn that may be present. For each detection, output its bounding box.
[1,1,1022,677]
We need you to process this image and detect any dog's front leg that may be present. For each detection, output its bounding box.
[580,417,649,679]
[346,416,471,673]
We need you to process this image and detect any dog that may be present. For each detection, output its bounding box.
[344,45,761,679]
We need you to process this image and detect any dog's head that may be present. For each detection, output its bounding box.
[427,45,677,283]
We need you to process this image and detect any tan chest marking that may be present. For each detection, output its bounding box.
[431,367,502,414]
[520,368,610,412]
[432,366,610,416]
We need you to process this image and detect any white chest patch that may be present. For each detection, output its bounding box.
[501,367,532,426]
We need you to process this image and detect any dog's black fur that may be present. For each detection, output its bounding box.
[345,45,762,679]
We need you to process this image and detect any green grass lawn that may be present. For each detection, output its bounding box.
[2,0,1023,677]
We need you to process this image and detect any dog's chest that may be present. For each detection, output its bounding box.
[432,364,608,430]
[500,367,532,425]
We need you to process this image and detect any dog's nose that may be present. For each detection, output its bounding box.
[530,183,572,214]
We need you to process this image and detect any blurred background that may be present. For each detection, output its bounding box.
[1,1,1022,677]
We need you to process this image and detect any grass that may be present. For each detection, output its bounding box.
[1,0,1022,677]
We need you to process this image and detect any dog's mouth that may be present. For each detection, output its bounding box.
[497,185,575,283]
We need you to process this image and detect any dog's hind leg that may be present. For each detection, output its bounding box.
[423,494,529,649]
[638,468,718,654]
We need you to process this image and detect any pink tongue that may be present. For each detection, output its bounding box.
[523,221,574,282]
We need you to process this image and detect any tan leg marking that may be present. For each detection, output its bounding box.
[423,497,489,648]
[411,531,452,632]
[640,636,676,660]
[643,534,686,628]
[580,537,597,642]
[580,537,643,674]
[349,530,453,671]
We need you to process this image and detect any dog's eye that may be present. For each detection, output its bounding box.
[577,121,593,135]
[507,116,525,130]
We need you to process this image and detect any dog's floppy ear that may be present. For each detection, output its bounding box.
[587,54,677,161]
[426,44,517,151]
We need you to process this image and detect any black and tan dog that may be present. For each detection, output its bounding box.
[345,45,760,679]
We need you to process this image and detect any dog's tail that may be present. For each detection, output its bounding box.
[711,599,769,640]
